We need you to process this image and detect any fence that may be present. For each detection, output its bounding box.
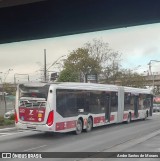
[0,95,15,116]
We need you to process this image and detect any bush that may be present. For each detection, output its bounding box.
[0,116,4,125]
[0,115,15,126]
[9,114,15,120]
[4,119,14,125]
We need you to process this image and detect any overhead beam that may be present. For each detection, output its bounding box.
[0,0,160,43]
[0,0,46,8]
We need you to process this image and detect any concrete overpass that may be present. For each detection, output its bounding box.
[0,0,160,43]
[144,75,160,94]
[144,75,160,86]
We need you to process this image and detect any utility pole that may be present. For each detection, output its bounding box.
[0,77,7,113]
[148,60,160,94]
[42,51,66,82]
[44,49,47,82]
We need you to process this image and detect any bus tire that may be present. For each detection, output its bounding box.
[75,119,83,135]
[85,117,93,132]
[126,113,131,124]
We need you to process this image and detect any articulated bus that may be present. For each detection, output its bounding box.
[15,82,153,134]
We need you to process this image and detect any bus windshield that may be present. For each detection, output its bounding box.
[19,100,46,108]
[19,84,50,104]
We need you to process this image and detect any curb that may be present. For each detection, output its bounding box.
[0,127,16,132]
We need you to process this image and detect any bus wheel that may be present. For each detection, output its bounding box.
[85,117,93,132]
[126,113,131,124]
[75,119,83,135]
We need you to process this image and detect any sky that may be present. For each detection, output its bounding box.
[0,23,160,83]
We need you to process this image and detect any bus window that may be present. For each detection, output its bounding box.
[143,94,151,109]
[111,92,118,112]
[124,93,131,111]
[130,95,134,110]
[56,91,66,117]
[89,91,107,114]
[138,94,144,110]
[19,84,49,101]
[65,93,77,116]
[56,89,77,117]
[76,91,89,113]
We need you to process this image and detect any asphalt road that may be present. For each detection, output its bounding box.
[0,113,160,161]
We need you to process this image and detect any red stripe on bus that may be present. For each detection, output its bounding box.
[56,120,76,131]
[110,115,115,121]
[93,116,105,124]
[123,113,128,120]
[66,120,76,129]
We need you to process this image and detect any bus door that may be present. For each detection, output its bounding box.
[150,95,153,116]
[105,93,111,122]
[134,95,139,118]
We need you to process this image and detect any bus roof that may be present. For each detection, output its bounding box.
[19,82,152,94]
[52,82,119,92]
[124,86,152,95]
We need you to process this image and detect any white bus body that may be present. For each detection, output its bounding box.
[15,82,153,134]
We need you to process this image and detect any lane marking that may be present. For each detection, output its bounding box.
[23,145,47,152]
[0,127,16,132]
[0,133,11,135]
[0,130,31,138]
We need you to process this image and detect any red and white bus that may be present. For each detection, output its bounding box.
[15,82,153,134]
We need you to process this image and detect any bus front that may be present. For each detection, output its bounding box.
[15,83,54,132]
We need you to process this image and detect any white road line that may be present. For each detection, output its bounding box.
[0,130,31,138]
[0,127,16,132]
[0,133,10,135]
[23,145,47,152]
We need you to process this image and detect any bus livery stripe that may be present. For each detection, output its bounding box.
[56,120,76,131]
[110,115,115,121]
[93,116,105,124]
[123,113,128,120]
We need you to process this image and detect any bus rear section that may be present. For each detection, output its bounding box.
[122,87,153,123]
[15,83,54,132]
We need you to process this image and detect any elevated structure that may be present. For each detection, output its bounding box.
[144,75,160,94]
[0,0,160,43]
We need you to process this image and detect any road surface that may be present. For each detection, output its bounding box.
[0,113,160,161]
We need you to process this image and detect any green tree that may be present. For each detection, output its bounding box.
[59,48,101,82]
[57,68,79,82]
